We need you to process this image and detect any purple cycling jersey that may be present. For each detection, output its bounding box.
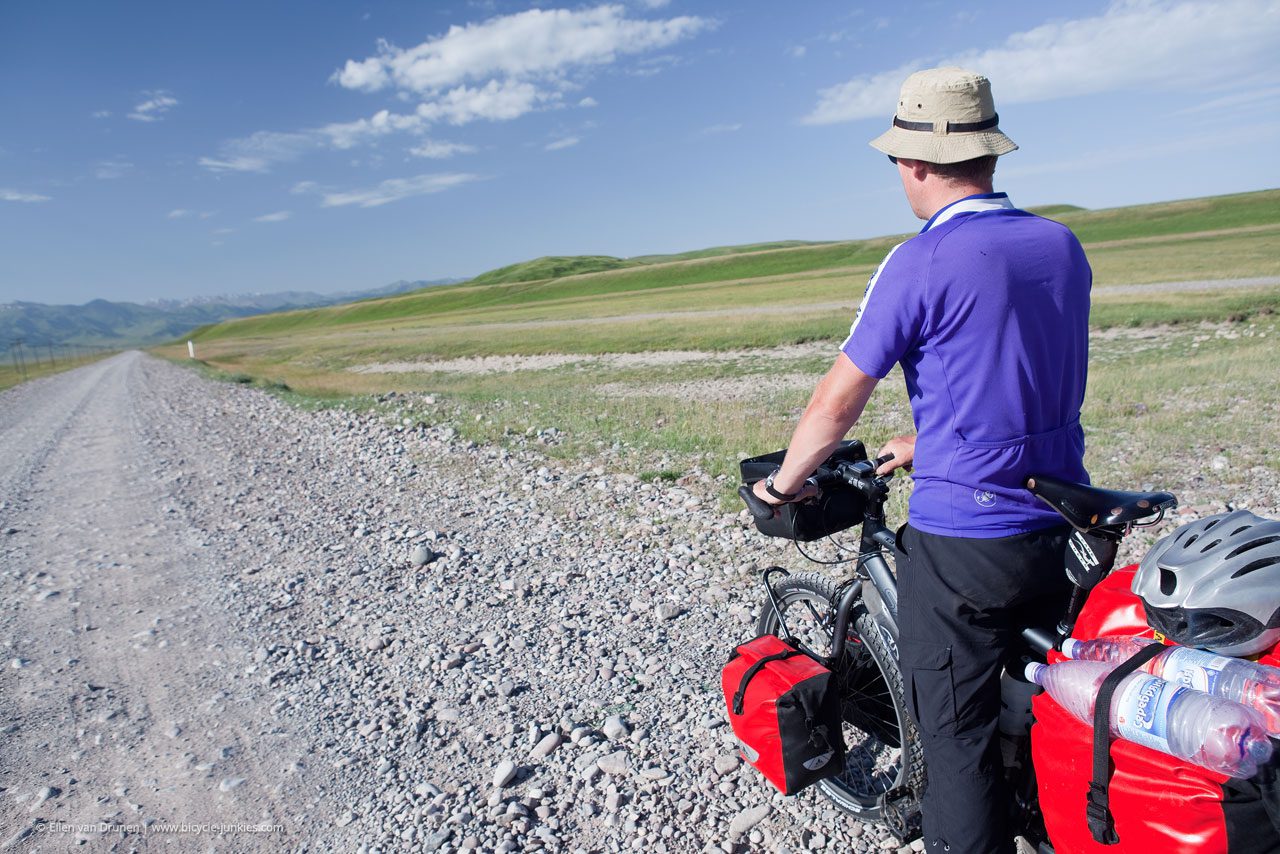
[841,193,1092,537]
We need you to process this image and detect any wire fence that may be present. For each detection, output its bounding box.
[1,340,113,380]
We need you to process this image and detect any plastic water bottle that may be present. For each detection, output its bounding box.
[1063,636,1280,734]
[1026,660,1273,778]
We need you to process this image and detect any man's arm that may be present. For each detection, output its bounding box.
[752,354,879,503]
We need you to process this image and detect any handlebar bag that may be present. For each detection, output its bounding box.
[721,634,845,795]
[1031,565,1280,853]
[740,442,868,541]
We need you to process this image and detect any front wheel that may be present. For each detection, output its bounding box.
[756,571,925,822]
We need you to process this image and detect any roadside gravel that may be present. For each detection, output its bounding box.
[3,349,1274,853]
[0,353,904,853]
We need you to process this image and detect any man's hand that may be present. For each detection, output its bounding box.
[751,478,819,508]
[876,435,916,475]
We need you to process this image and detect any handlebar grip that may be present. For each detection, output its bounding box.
[738,485,777,521]
[874,453,895,468]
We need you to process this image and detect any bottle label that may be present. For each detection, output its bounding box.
[1115,674,1187,754]
[1157,647,1231,693]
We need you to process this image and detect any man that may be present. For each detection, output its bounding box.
[752,67,1090,853]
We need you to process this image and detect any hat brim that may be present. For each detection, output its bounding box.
[869,126,1017,164]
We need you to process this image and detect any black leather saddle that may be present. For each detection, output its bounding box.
[1025,473,1177,532]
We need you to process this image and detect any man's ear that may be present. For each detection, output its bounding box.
[906,158,931,182]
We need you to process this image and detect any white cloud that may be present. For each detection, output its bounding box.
[92,110,112,119]
[698,122,741,136]
[212,227,236,235]
[95,160,133,179]
[1,189,50,203]
[804,0,1280,125]
[578,96,599,107]
[788,45,806,59]
[334,6,709,94]
[168,209,192,219]
[320,108,425,149]
[291,180,320,194]
[203,5,710,175]
[128,90,179,122]
[332,5,710,127]
[199,130,314,173]
[545,136,580,151]
[409,139,479,158]
[254,211,293,222]
[414,79,546,125]
[319,172,481,208]
[638,0,672,8]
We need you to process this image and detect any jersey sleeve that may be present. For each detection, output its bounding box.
[839,239,927,379]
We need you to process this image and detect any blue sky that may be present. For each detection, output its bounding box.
[1,0,1278,304]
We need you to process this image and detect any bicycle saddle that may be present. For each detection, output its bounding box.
[1025,474,1177,532]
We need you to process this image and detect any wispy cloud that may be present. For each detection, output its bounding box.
[91,110,112,119]
[578,96,599,108]
[168,209,193,219]
[1,189,51,203]
[544,136,580,151]
[787,45,806,59]
[409,139,479,159]
[202,6,712,174]
[1175,84,1280,116]
[697,122,742,136]
[95,160,133,179]
[317,172,481,208]
[128,90,179,122]
[253,211,293,222]
[199,130,314,173]
[804,0,1280,125]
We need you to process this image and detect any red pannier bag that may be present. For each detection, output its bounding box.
[722,634,844,795]
[1032,565,1280,852]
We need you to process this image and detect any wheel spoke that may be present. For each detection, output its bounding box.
[763,580,917,813]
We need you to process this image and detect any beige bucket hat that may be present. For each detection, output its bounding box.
[869,67,1017,164]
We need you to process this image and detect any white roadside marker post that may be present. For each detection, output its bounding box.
[187,340,196,359]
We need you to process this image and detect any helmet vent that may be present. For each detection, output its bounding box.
[1184,534,1200,549]
[1205,518,1222,530]
[1231,525,1253,536]
[1230,556,1280,580]
[1159,568,1179,595]
[1200,538,1223,553]
[1227,535,1280,560]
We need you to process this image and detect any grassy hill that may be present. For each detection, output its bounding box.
[160,187,1280,491]
[186,188,1280,354]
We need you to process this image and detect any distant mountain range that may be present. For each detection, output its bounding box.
[0,279,463,350]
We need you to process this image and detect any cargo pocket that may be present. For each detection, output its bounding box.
[899,639,957,737]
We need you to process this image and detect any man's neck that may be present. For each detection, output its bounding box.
[921,182,995,221]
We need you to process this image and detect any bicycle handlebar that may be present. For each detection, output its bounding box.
[738,451,897,522]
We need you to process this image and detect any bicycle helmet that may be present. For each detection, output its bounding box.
[1133,509,1280,657]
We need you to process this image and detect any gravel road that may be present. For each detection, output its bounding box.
[1,353,901,853]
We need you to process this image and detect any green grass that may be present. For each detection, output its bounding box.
[190,188,1280,348]
[469,255,640,285]
[0,353,113,391]
[162,187,1280,508]
[1048,188,1280,243]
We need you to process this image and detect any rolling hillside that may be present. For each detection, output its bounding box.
[188,188,1280,351]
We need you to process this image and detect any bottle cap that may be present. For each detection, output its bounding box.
[1061,638,1079,659]
[1024,662,1046,685]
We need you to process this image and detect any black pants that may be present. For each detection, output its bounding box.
[896,523,1073,854]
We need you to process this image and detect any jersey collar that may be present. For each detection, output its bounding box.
[921,192,1014,233]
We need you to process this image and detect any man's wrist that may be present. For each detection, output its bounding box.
[763,469,799,501]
